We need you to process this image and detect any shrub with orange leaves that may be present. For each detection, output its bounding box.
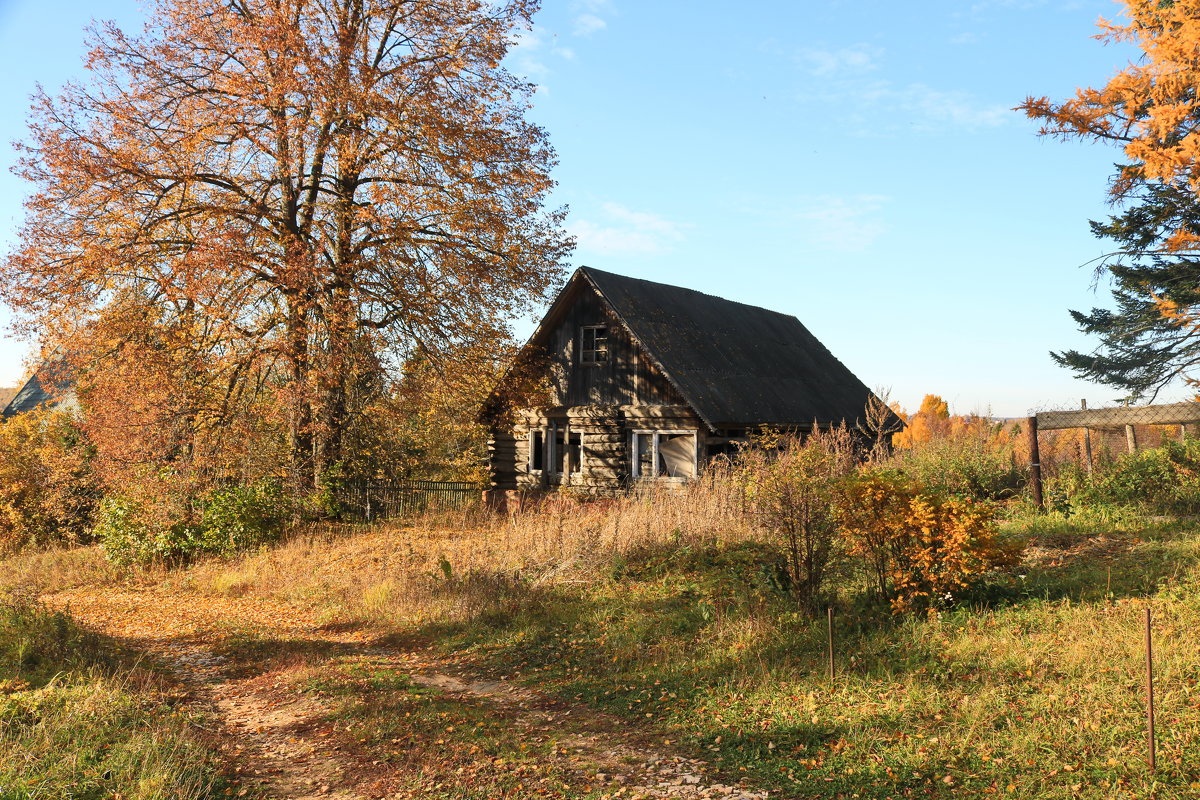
[838,470,1022,613]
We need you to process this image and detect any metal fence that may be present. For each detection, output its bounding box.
[338,479,480,521]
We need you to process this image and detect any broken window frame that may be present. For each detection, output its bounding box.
[568,431,582,474]
[580,325,609,365]
[529,429,545,473]
[629,429,698,480]
[529,420,578,476]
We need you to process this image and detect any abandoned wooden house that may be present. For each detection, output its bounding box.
[483,267,889,501]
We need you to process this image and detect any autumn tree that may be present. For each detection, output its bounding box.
[4,0,571,491]
[891,394,950,449]
[1021,1,1200,398]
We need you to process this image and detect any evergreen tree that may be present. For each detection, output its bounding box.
[1053,182,1200,399]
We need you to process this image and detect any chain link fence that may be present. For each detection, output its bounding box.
[1025,400,1200,506]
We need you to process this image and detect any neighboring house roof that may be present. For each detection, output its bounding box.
[2,362,75,419]
[507,266,890,432]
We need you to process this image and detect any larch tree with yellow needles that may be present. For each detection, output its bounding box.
[1022,0,1200,400]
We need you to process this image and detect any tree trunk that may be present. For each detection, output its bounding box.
[286,297,314,492]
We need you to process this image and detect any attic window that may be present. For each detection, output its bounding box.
[580,325,609,365]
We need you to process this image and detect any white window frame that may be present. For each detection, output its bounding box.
[580,325,609,365]
[630,429,698,480]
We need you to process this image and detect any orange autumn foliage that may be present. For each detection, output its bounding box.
[0,408,99,552]
[891,394,950,449]
[1021,0,1200,249]
[892,394,1015,454]
[838,470,1020,613]
[2,0,571,493]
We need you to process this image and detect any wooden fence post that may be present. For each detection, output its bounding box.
[1027,415,1043,510]
[827,607,835,682]
[1145,607,1156,773]
[1081,399,1093,474]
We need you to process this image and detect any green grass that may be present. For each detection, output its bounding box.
[0,595,230,800]
[420,521,1200,799]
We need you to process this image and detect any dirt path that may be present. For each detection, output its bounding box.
[42,587,774,800]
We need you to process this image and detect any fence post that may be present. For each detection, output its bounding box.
[1126,424,1138,454]
[1081,399,1093,474]
[1027,415,1044,510]
[1145,607,1157,774]
[827,606,835,682]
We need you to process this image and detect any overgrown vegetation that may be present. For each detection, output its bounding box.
[739,428,856,611]
[0,595,228,799]
[111,486,1199,799]
[95,479,288,567]
[1050,437,1200,515]
[0,408,98,553]
[8,391,1200,797]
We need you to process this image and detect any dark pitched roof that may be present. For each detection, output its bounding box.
[2,362,74,419]
[573,267,881,430]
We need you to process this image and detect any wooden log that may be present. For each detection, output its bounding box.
[1037,401,1200,430]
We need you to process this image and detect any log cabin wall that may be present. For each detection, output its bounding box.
[487,286,706,496]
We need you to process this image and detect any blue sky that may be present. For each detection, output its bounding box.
[0,0,1165,417]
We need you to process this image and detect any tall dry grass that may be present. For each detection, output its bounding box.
[182,465,763,626]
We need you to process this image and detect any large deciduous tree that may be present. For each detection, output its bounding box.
[3,0,571,489]
[1021,0,1200,399]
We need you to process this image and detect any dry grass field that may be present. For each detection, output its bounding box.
[5,478,1200,799]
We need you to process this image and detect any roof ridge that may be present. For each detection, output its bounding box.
[577,266,800,323]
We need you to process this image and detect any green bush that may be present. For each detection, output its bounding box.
[198,480,288,552]
[1080,438,1200,514]
[93,495,194,567]
[891,431,1025,501]
[96,480,288,567]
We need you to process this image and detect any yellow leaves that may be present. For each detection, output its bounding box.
[839,470,1010,613]
[1025,0,1200,240]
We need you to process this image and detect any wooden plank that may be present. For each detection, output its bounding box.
[1036,402,1200,431]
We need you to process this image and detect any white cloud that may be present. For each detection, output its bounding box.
[886,83,1010,130]
[797,44,881,76]
[572,202,689,255]
[793,195,890,252]
[776,37,1010,133]
[573,13,607,36]
[797,77,1010,133]
[570,0,614,37]
[508,28,550,80]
